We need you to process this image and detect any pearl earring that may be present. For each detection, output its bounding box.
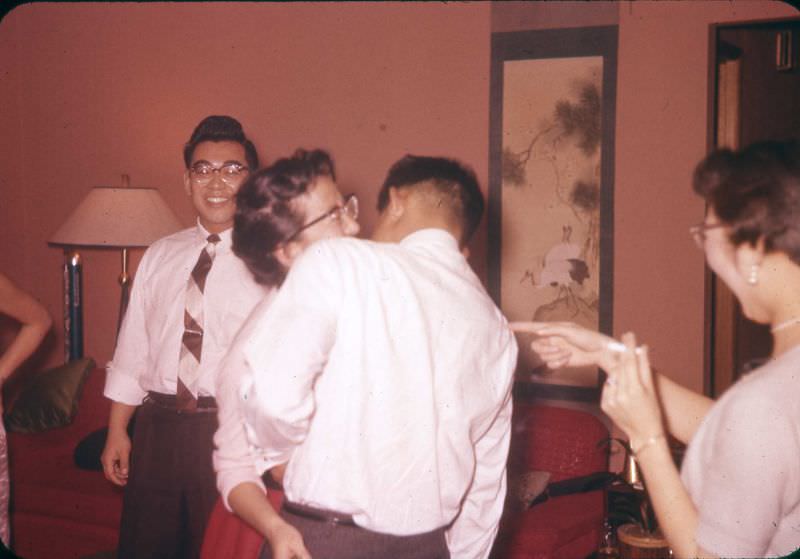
[747,264,759,285]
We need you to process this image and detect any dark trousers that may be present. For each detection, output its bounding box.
[258,505,450,559]
[117,401,219,559]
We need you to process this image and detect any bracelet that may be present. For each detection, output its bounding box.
[631,433,666,457]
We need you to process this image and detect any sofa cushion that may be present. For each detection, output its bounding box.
[11,511,119,559]
[8,366,123,559]
[5,357,95,433]
[514,403,609,482]
[504,491,605,559]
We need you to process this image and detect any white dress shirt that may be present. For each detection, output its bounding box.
[105,221,268,405]
[241,229,518,559]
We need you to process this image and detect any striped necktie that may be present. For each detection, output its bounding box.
[176,233,221,411]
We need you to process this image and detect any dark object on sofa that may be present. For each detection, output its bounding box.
[0,538,21,558]
[73,418,136,472]
[73,427,109,471]
[8,365,123,559]
[529,470,614,507]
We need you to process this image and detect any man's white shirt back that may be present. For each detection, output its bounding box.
[241,229,518,558]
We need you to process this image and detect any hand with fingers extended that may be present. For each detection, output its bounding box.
[510,321,623,373]
[600,332,665,453]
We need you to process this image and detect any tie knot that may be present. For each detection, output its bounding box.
[207,234,221,244]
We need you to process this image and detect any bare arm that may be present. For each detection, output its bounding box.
[0,273,52,382]
[101,401,137,486]
[603,335,717,559]
[511,321,714,443]
[652,372,713,445]
[227,482,310,559]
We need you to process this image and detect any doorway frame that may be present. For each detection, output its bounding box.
[705,16,800,397]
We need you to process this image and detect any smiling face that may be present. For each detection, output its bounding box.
[183,140,249,234]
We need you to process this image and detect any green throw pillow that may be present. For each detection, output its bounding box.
[5,357,95,433]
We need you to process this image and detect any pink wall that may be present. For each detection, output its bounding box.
[492,0,619,31]
[0,2,491,368]
[614,0,796,391]
[1,1,797,393]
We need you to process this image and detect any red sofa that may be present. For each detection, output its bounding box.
[491,402,610,559]
[6,364,608,559]
[8,366,123,559]
[201,402,610,559]
[200,489,283,559]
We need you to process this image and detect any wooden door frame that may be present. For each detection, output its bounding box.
[705,17,800,397]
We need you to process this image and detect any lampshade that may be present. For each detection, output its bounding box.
[49,186,182,248]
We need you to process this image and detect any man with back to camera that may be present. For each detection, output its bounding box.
[239,155,519,559]
[100,115,268,558]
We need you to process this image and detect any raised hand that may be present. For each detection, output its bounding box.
[600,332,665,452]
[510,321,623,372]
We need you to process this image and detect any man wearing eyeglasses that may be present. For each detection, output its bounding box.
[101,115,268,559]
[240,155,518,559]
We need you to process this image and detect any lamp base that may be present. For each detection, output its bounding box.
[116,247,131,340]
[63,251,84,361]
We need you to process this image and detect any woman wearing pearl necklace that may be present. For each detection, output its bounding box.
[513,140,800,558]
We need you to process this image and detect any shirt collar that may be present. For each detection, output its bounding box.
[194,219,233,251]
[399,228,460,252]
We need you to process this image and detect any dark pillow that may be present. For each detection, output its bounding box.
[5,357,95,433]
[73,427,108,471]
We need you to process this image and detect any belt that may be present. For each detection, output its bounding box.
[282,501,356,527]
[143,391,218,413]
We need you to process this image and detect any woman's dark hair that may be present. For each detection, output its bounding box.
[377,155,484,245]
[693,139,800,264]
[233,149,336,287]
[183,115,259,171]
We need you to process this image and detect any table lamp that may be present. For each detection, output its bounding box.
[49,175,182,361]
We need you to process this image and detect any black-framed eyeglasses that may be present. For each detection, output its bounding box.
[189,161,249,186]
[285,194,359,242]
[689,221,726,249]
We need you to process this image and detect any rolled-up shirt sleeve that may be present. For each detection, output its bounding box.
[241,244,339,471]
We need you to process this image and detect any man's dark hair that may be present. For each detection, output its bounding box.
[183,115,259,170]
[233,149,335,287]
[693,139,800,265]
[377,155,484,245]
